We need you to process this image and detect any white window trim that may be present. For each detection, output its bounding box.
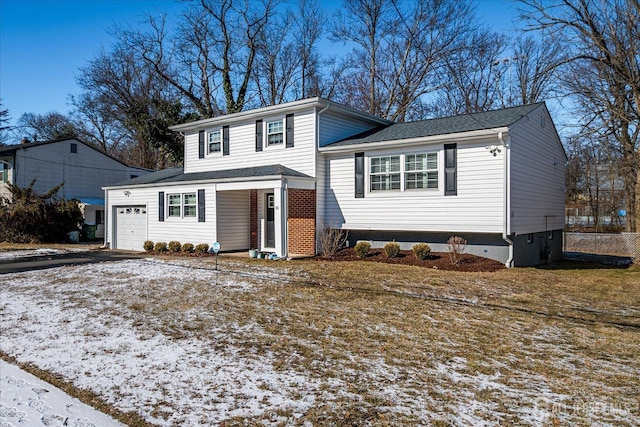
[263,117,285,149]
[207,128,222,155]
[367,150,440,195]
[167,192,198,220]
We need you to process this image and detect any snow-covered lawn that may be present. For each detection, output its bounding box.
[1,258,638,426]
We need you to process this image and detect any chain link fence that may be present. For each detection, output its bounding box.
[564,232,639,262]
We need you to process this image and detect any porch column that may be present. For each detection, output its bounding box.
[274,183,287,258]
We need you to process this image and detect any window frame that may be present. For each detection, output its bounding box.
[167,194,182,218]
[404,152,439,190]
[183,193,197,218]
[369,155,401,192]
[265,118,284,147]
[207,129,222,154]
[367,151,440,194]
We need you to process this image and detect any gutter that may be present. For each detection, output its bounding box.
[319,127,510,153]
[498,131,514,268]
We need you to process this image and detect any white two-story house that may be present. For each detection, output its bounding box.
[0,137,150,238]
[103,97,566,267]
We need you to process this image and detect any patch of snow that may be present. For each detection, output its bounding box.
[0,248,89,260]
[0,358,124,426]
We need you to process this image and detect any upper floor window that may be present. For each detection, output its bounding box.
[370,156,401,191]
[405,153,438,190]
[208,129,221,153]
[267,120,284,145]
[70,143,78,153]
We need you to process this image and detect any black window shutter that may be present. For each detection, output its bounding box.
[158,192,165,222]
[198,189,205,222]
[355,152,364,198]
[198,130,205,159]
[255,120,263,152]
[286,114,294,148]
[222,126,229,156]
[444,143,457,196]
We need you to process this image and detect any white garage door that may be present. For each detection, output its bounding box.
[115,206,147,251]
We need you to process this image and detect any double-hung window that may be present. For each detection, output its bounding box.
[168,193,197,218]
[267,120,284,145]
[405,153,438,190]
[370,156,401,191]
[168,194,182,217]
[183,193,197,217]
[208,129,221,153]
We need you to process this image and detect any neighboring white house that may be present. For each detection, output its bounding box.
[0,137,150,238]
[103,98,566,267]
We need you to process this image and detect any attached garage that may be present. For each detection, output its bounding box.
[114,206,147,251]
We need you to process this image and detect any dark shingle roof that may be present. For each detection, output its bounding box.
[325,103,544,147]
[108,164,312,187]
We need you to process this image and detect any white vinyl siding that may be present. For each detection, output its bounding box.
[106,184,217,248]
[509,107,567,234]
[184,109,316,176]
[324,142,505,233]
[318,111,382,147]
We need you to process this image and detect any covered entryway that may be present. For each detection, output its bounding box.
[115,206,147,251]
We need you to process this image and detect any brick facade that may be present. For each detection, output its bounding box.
[250,190,258,249]
[287,188,316,255]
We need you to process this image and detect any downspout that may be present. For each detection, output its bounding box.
[499,131,514,267]
[103,188,109,249]
[315,102,330,254]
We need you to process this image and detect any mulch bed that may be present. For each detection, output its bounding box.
[317,247,506,272]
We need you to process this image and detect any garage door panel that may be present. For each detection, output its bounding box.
[115,206,147,251]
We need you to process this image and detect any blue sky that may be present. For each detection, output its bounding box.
[0,0,520,128]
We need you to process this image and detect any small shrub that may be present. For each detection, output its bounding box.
[143,240,154,251]
[384,241,401,258]
[413,243,431,260]
[181,243,195,253]
[154,241,168,252]
[354,241,371,258]
[195,243,209,254]
[317,225,348,258]
[168,241,182,252]
[447,236,467,266]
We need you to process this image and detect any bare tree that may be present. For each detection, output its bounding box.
[520,0,640,231]
[121,0,277,116]
[332,0,476,121]
[435,29,508,115]
[0,100,11,145]
[16,112,78,142]
[75,44,186,169]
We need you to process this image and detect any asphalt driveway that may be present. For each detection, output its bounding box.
[0,250,144,274]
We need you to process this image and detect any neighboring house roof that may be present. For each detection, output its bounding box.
[325,103,544,148]
[106,164,313,188]
[0,137,152,172]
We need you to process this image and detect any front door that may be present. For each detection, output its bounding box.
[266,193,275,248]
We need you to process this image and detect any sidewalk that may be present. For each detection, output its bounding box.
[0,359,124,426]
